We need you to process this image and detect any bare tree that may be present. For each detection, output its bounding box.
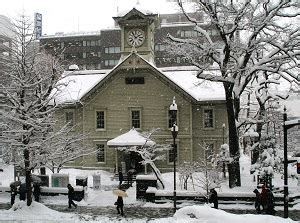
[0,14,64,206]
[167,0,300,188]
[193,143,222,202]
[39,123,97,173]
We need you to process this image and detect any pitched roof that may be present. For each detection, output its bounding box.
[107,128,155,147]
[53,52,225,105]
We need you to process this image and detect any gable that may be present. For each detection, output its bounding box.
[80,53,198,104]
[113,8,157,25]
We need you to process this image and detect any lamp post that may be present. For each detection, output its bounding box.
[222,123,225,144]
[170,97,178,213]
[283,107,300,218]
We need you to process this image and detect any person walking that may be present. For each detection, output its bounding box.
[67,184,77,208]
[253,189,261,214]
[19,183,26,201]
[266,188,276,215]
[260,185,268,212]
[10,185,17,206]
[209,188,218,209]
[33,184,41,202]
[116,196,124,216]
[127,170,133,187]
[118,171,123,187]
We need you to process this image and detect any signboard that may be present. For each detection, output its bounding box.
[93,174,101,190]
[34,13,42,39]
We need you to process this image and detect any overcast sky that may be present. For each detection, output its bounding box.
[0,0,181,35]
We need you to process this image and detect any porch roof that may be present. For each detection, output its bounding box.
[107,128,155,147]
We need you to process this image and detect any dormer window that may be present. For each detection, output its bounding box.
[125,77,145,85]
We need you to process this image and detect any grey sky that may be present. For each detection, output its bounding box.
[0,0,180,35]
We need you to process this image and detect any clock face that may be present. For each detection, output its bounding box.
[127,29,145,47]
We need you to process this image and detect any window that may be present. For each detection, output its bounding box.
[104,46,121,54]
[203,109,214,128]
[168,110,178,128]
[83,52,86,58]
[131,110,141,129]
[154,44,166,52]
[65,111,74,127]
[204,143,214,161]
[96,111,105,129]
[96,144,105,162]
[104,59,119,66]
[168,144,177,163]
[125,77,144,85]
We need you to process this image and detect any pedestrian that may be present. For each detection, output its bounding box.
[115,196,124,216]
[253,189,261,214]
[10,185,17,206]
[127,170,133,187]
[260,185,268,212]
[33,184,41,202]
[209,188,218,209]
[67,183,77,208]
[266,188,276,215]
[118,171,123,187]
[19,183,26,201]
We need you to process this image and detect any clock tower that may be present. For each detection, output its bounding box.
[113,8,159,64]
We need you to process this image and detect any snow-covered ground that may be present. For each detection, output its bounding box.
[0,154,299,222]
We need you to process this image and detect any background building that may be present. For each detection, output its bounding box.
[39,11,217,70]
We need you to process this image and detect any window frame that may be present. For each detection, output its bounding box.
[129,108,142,129]
[96,143,106,163]
[65,110,75,127]
[166,139,179,165]
[203,108,214,129]
[95,110,106,131]
[167,106,179,129]
[203,141,215,161]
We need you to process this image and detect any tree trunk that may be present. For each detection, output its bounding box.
[24,148,32,206]
[224,83,241,188]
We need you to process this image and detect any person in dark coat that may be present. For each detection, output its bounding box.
[209,188,218,209]
[33,184,41,202]
[10,185,18,206]
[67,184,77,208]
[116,196,124,216]
[253,189,261,214]
[118,171,124,187]
[19,183,27,201]
[266,188,276,215]
[127,170,133,187]
[260,185,268,212]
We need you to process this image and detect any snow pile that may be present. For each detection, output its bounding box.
[1,202,297,223]
[171,205,296,223]
[5,201,78,222]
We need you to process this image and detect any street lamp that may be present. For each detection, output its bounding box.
[222,123,226,144]
[283,107,300,218]
[170,97,178,213]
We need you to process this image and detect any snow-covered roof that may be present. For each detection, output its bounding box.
[53,62,225,105]
[160,67,225,101]
[107,128,155,147]
[54,70,110,105]
[54,65,225,105]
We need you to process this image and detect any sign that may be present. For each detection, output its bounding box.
[93,174,101,190]
[34,13,42,39]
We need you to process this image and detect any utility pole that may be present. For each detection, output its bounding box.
[283,107,300,218]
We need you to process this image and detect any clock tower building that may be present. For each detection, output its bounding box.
[113,8,159,64]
